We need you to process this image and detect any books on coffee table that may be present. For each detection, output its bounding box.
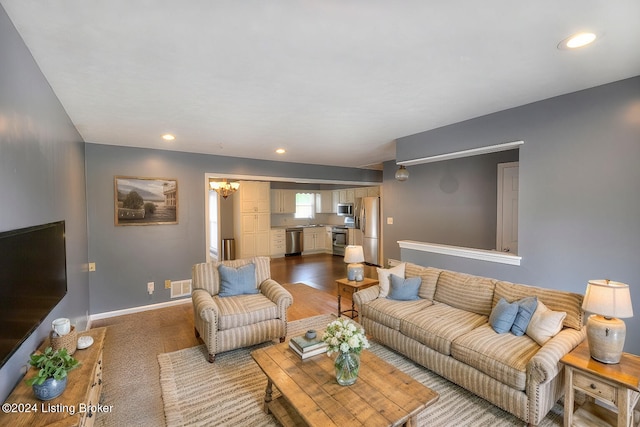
[289,335,327,359]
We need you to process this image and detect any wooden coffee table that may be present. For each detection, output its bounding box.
[251,341,438,426]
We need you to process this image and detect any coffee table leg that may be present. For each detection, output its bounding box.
[264,378,273,413]
[337,294,342,317]
[404,415,418,427]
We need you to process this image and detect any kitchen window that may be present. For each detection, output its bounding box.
[294,193,315,219]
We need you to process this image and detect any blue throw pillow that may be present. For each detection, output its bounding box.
[511,296,538,336]
[386,274,421,301]
[489,298,519,334]
[218,263,259,297]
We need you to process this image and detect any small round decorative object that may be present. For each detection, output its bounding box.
[77,335,94,350]
[305,330,317,340]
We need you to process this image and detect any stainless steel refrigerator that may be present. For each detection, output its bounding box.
[356,196,380,266]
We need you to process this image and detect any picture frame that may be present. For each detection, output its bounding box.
[114,176,178,226]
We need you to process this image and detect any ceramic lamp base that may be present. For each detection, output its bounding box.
[347,264,364,281]
[586,314,626,364]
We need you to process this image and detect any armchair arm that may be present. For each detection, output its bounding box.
[527,326,586,385]
[353,285,380,307]
[192,288,219,325]
[260,279,293,317]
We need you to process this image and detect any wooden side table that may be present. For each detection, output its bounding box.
[335,277,378,319]
[561,340,640,427]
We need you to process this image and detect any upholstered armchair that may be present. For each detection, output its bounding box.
[191,256,293,362]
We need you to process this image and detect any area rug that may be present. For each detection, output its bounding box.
[158,314,565,426]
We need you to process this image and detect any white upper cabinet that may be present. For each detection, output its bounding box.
[271,189,296,214]
[240,181,270,213]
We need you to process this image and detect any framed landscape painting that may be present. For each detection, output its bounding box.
[114,176,178,226]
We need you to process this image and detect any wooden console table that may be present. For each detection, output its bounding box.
[561,340,640,427]
[0,327,107,427]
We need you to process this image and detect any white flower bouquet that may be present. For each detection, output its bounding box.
[322,317,370,356]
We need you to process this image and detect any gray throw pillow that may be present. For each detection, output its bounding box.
[386,274,421,301]
[218,263,259,297]
[511,296,538,336]
[489,298,518,334]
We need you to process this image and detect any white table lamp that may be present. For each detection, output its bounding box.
[582,279,634,364]
[344,245,365,281]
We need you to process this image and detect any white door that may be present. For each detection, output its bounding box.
[497,162,519,254]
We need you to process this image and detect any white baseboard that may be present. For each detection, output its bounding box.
[89,297,191,323]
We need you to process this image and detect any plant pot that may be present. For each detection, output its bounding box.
[334,351,360,386]
[32,376,67,401]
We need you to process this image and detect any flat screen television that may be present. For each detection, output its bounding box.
[0,221,67,368]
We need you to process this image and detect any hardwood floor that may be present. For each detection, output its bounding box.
[91,253,369,425]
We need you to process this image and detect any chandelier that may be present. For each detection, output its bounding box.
[209,179,240,199]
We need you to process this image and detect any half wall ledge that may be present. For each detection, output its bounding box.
[398,240,522,266]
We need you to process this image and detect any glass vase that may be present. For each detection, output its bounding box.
[334,351,360,386]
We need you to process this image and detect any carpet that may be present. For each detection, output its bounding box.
[158,314,565,426]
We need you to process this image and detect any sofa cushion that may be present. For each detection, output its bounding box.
[377,263,406,298]
[451,324,540,391]
[404,264,442,300]
[360,298,433,331]
[526,301,567,346]
[214,293,279,331]
[434,271,497,316]
[489,298,518,334]
[493,281,583,330]
[387,274,421,301]
[218,263,259,297]
[511,296,538,336]
[400,303,488,355]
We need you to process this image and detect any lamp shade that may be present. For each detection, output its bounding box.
[582,280,633,318]
[344,245,364,264]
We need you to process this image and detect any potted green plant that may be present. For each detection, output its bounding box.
[25,347,80,400]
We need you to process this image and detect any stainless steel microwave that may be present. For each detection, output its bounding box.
[336,203,354,216]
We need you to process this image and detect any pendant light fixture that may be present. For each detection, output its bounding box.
[209,179,240,199]
[395,165,409,182]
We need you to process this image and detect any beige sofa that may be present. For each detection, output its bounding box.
[191,256,293,362]
[353,262,585,426]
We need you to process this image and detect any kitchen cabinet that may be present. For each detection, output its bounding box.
[325,227,334,251]
[367,186,380,197]
[270,228,286,257]
[237,213,270,258]
[315,191,334,214]
[271,189,296,214]
[339,189,355,204]
[355,187,368,199]
[332,191,340,213]
[239,181,270,213]
[233,181,271,258]
[303,228,326,254]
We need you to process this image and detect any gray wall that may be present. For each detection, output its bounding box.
[383,76,640,354]
[383,150,518,251]
[85,144,381,314]
[0,6,89,401]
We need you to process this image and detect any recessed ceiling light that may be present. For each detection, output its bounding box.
[275,148,286,154]
[558,32,597,50]
[162,134,175,141]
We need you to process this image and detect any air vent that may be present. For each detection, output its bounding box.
[170,279,192,298]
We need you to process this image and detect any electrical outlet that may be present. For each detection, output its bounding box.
[165,279,172,289]
[147,281,154,294]
[387,217,394,225]
[88,262,96,272]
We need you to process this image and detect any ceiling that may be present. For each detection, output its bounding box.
[2,1,639,169]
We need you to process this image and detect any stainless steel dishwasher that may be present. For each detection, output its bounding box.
[285,227,303,256]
